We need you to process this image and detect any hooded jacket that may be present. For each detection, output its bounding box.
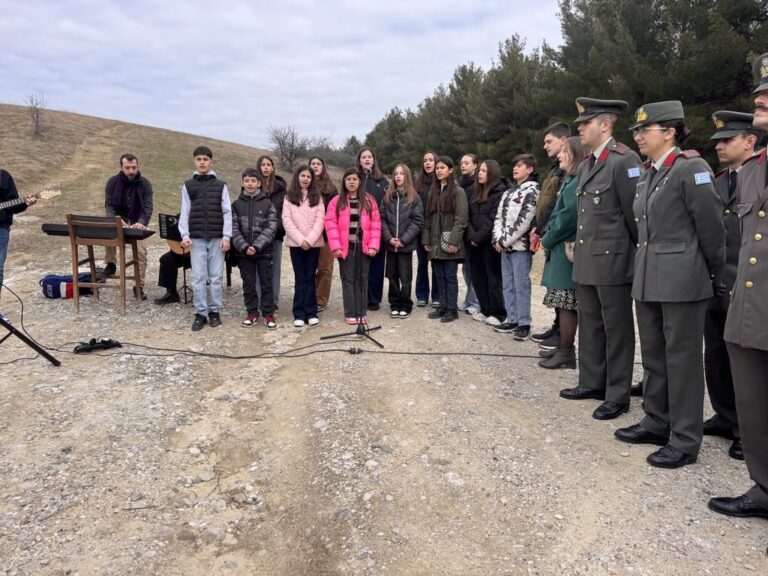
[380,189,424,253]
[231,188,277,256]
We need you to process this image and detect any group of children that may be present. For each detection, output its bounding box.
[177,145,541,334]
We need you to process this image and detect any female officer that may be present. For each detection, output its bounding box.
[615,101,725,469]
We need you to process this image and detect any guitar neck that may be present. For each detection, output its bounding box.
[0,194,35,211]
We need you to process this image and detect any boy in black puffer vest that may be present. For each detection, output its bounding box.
[232,168,278,329]
[179,146,232,331]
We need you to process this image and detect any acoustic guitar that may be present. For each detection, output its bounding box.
[0,189,61,211]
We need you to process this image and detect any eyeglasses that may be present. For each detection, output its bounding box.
[631,126,671,138]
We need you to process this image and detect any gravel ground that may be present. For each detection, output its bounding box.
[0,214,766,575]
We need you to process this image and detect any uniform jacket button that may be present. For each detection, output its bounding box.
[756,234,763,241]
[759,210,766,218]
[746,281,754,288]
[579,239,584,245]
[750,257,758,264]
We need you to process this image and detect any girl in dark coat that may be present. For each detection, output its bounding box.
[381,164,424,317]
[356,147,389,311]
[415,151,439,307]
[257,155,287,306]
[467,159,507,325]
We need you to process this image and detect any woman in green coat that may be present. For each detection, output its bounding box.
[539,136,588,369]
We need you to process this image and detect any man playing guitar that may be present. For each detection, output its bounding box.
[0,169,37,300]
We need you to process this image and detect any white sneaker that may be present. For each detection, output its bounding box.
[390,310,399,317]
[472,312,487,322]
[308,317,320,326]
[293,319,305,327]
[458,302,468,311]
[466,305,479,315]
[485,315,502,327]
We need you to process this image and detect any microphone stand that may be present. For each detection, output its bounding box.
[321,170,384,348]
[0,311,61,366]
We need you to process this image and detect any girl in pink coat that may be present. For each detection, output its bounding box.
[325,167,381,324]
[282,165,326,327]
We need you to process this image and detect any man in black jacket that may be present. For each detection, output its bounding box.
[103,153,154,299]
[0,169,36,300]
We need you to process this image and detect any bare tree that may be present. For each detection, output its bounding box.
[24,90,48,136]
[267,124,309,171]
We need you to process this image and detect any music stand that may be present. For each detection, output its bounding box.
[0,313,61,366]
[158,214,192,304]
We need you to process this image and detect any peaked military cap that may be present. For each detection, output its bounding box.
[574,97,628,123]
[754,52,768,94]
[710,111,761,140]
[629,101,684,131]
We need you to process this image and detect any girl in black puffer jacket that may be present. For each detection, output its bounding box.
[468,160,508,325]
[381,164,424,317]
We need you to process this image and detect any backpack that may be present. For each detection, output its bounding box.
[40,272,98,299]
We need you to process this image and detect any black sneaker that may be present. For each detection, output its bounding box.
[367,302,380,311]
[440,309,459,323]
[513,325,531,341]
[209,311,222,327]
[191,314,207,331]
[428,307,446,319]
[493,322,517,334]
[538,331,560,350]
[103,262,117,276]
[531,326,556,343]
[154,291,180,305]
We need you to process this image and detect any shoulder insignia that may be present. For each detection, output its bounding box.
[694,172,713,185]
[610,142,630,155]
[627,167,641,179]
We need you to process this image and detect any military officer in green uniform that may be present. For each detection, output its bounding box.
[704,111,763,461]
[615,101,725,469]
[560,98,643,422]
[709,53,768,519]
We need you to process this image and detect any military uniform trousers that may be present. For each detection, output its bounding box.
[704,299,740,438]
[575,282,635,403]
[637,299,708,455]
[725,343,768,507]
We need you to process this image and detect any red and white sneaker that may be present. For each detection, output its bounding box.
[345,317,357,325]
[264,314,277,330]
[242,313,259,327]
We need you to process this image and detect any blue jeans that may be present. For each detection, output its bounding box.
[501,250,532,326]
[190,238,225,316]
[432,259,459,310]
[415,243,439,303]
[289,247,320,321]
[0,227,9,296]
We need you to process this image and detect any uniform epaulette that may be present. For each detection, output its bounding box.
[609,142,631,155]
[678,150,700,159]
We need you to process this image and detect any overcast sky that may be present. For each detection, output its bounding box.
[1,0,563,148]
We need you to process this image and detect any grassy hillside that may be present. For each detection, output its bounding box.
[0,103,276,217]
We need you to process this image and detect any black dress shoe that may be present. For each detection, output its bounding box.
[647,445,697,469]
[630,382,643,397]
[614,424,668,446]
[592,401,629,420]
[559,386,604,400]
[708,494,768,519]
[728,439,744,461]
[702,416,736,440]
[154,291,180,305]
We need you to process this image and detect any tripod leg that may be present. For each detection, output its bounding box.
[0,315,61,366]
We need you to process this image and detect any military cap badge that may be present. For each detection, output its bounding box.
[636,107,648,123]
[714,117,725,129]
[576,102,585,114]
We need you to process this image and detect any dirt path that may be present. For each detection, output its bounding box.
[1,240,767,575]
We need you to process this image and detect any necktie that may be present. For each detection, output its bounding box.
[589,155,596,170]
[728,170,738,199]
